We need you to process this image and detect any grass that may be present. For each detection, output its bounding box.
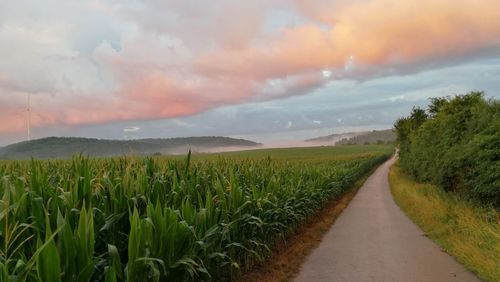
[389,163,500,282]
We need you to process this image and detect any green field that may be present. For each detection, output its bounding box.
[0,145,393,281]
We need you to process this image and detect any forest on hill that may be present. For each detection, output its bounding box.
[336,129,395,145]
[0,136,261,159]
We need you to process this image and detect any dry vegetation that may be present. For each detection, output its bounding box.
[389,164,500,282]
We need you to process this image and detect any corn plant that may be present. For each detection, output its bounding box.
[0,145,393,281]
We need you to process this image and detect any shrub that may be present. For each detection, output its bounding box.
[394,92,499,207]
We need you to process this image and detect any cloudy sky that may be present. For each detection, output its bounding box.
[1,0,500,146]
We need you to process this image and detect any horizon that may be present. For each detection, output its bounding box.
[0,126,394,148]
[1,1,500,146]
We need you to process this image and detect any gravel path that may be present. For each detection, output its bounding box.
[294,155,479,282]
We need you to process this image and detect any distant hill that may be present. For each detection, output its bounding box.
[305,131,366,143]
[0,136,261,159]
[336,129,395,145]
[305,129,395,145]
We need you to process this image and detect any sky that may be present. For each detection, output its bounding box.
[1,0,500,146]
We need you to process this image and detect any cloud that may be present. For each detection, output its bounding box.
[322,70,332,78]
[1,0,500,135]
[199,0,500,78]
[123,126,140,132]
[3,58,499,145]
[389,95,406,102]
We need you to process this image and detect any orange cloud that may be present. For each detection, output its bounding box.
[199,0,500,79]
[1,0,500,135]
[326,0,500,64]
[196,24,343,79]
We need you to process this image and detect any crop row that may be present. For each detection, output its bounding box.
[0,149,391,281]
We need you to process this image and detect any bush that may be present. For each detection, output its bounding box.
[394,91,500,207]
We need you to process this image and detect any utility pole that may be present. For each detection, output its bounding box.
[27,93,31,141]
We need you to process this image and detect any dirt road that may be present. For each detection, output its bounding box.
[294,155,479,282]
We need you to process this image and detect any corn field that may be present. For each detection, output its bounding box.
[0,146,392,281]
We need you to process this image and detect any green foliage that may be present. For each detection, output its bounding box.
[394,91,499,207]
[0,146,392,281]
[36,213,62,282]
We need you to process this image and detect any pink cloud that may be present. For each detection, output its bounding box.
[0,95,58,134]
[310,0,500,63]
[1,0,500,135]
[199,0,500,77]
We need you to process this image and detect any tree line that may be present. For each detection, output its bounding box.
[394,91,499,208]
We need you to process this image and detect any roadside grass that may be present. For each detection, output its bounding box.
[389,164,500,282]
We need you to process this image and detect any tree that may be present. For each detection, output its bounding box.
[393,91,499,207]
